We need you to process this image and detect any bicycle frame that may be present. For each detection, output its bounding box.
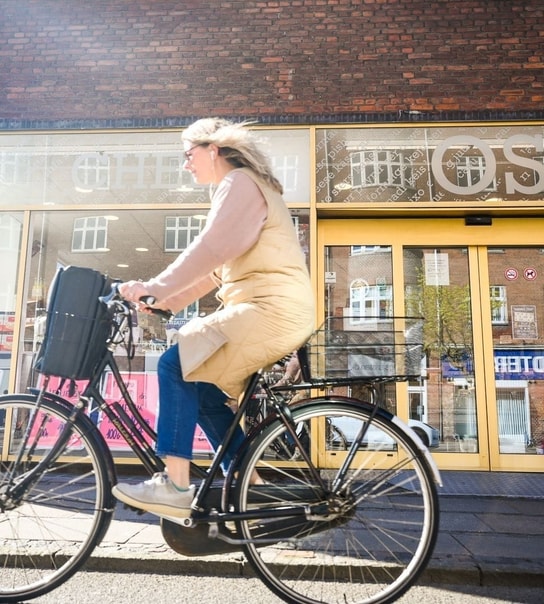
[26,295,438,547]
[30,339,324,531]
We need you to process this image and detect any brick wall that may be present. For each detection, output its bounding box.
[0,0,543,121]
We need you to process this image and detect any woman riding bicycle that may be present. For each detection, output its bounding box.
[113,118,314,518]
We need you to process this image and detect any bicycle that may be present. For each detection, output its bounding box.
[0,281,441,604]
[246,359,350,461]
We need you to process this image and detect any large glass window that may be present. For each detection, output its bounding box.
[488,247,544,455]
[404,247,476,453]
[0,128,311,207]
[316,125,544,204]
[0,212,23,393]
[17,208,311,392]
[324,245,398,417]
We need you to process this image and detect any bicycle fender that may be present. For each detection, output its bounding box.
[390,415,443,487]
[1,391,75,410]
[290,395,395,420]
[252,395,442,488]
[27,388,80,412]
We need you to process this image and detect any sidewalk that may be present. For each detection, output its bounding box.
[88,470,544,587]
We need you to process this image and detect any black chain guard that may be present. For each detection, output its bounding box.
[160,519,242,556]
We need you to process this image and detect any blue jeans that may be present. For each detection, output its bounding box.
[155,344,245,474]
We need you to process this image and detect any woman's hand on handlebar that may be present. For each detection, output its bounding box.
[117,281,172,319]
[118,280,150,305]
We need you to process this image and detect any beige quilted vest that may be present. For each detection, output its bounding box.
[178,168,315,398]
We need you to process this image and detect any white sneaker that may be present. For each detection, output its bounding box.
[112,472,195,518]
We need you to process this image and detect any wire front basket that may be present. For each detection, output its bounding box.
[300,316,424,385]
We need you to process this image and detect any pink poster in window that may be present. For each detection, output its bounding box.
[34,373,213,454]
[99,372,212,453]
[30,376,88,448]
[100,372,158,450]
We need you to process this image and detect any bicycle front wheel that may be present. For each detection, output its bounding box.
[0,394,115,602]
[235,399,439,604]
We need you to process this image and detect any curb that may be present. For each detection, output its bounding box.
[83,546,544,588]
[421,558,544,588]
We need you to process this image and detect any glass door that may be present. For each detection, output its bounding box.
[318,217,544,472]
[403,247,478,455]
[483,246,544,468]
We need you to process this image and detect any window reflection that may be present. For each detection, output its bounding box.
[488,247,544,455]
[316,125,544,203]
[0,129,311,207]
[404,247,476,453]
[0,213,23,393]
[17,209,310,392]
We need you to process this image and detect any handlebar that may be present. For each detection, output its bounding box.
[99,282,173,320]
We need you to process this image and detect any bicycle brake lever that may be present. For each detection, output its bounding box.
[98,281,122,306]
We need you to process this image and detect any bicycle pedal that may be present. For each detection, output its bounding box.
[121,502,148,515]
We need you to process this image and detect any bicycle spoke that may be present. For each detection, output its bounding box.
[0,395,113,603]
[235,400,439,604]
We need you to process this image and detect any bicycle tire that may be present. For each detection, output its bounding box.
[0,394,115,602]
[234,398,439,604]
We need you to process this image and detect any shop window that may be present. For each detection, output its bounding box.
[164,216,204,252]
[0,214,22,251]
[350,150,414,189]
[490,285,508,324]
[0,213,22,312]
[456,156,496,192]
[72,216,108,252]
[0,153,30,185]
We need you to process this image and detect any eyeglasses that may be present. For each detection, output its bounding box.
[183,144,203,161]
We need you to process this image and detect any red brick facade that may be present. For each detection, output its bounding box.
[0,0,543,122]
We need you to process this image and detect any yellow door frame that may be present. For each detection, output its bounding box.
[317,216,544,472]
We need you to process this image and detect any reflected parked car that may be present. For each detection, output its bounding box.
[331,417,440,449]
[406,419,440,448]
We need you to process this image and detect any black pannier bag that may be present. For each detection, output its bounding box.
[34,266,113,380]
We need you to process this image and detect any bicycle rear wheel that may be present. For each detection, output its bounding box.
[0,394,115,602]
[235,399,439,604]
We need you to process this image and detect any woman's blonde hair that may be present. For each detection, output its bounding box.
[181,118,283,194]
